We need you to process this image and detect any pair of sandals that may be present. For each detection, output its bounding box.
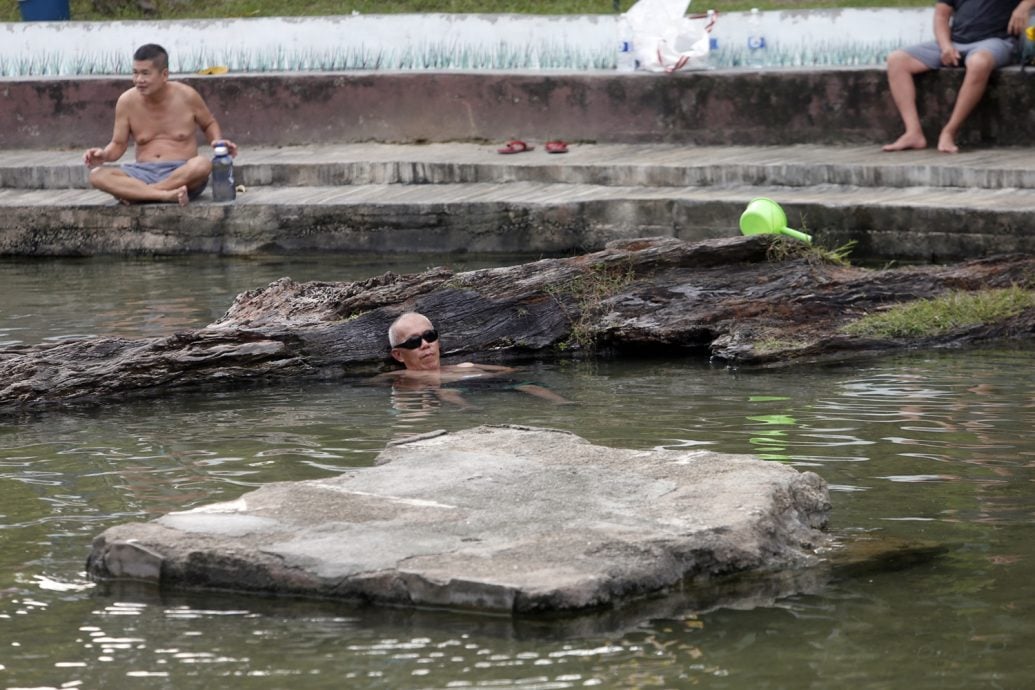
[497,140,568,155]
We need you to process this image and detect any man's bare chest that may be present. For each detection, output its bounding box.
[129,101,197,144]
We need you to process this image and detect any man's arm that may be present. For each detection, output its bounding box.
[1009,0,1035,35]
[83,93,131,168]
[189,87,239,157]
[436,388,473,409]
[452,363,514,373]
[514,384,574,405]
[933,2,959,67]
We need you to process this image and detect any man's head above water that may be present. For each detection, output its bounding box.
[381,311,572,405]
[388,312,441,371]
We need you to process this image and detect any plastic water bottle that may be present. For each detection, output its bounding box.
[707,9,718,69]
[747,8,767,68]
[616,17,637,72]
[211,141,235,203]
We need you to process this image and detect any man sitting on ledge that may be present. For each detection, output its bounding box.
[882,0,1034,154]
[375,311,572,407]
[83,43,237,206]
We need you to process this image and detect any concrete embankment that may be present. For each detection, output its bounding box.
[5,68,1034,149]
[2,68,1033,260]
[2,141,1034,262]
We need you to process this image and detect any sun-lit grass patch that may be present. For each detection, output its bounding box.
[841,287,1035,339]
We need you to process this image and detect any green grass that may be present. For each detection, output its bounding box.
[3,0,930,24]
[841,287,1035,339]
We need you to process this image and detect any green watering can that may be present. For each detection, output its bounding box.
[739,197,812,244]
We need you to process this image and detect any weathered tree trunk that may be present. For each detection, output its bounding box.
[2,235,1034,414]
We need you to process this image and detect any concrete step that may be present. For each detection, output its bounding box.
[2,144,1035,191]
[2,179,1033,261]
[6,179,1030,210]
[2,143,1032,260]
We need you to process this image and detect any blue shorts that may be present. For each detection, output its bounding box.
[121,160,207,200]
[903,38,1018,70]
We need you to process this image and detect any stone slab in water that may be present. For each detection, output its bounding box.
[86,425,831,614]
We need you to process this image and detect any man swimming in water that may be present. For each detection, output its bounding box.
[377,311,571,406]
[83,43,238,206]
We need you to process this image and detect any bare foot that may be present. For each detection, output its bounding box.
[937,130,959,154]
[882,133,927,152]
[174,185,189,207]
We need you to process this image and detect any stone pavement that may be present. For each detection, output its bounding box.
[1,142,1034,261]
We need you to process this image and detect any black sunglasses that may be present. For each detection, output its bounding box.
[394,329,439,350]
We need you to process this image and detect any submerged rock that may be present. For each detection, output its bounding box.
[87,425,832,615]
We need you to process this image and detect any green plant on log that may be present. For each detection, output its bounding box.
[547,263,637,351]
[841,287,1035,339]
[764,218,856,266]
[817,240,857,266]
[443,275,471,290]
[754,334,815,355]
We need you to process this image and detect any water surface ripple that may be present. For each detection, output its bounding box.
[1,256,1033,688]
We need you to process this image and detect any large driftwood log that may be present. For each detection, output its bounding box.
[2,235,1034,414]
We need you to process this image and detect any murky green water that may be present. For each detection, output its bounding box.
[2,256,1034,689]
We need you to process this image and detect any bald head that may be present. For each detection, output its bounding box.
[388,312,441,371]
[388,312,433,347]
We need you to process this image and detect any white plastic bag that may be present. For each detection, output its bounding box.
[623,0,716,73]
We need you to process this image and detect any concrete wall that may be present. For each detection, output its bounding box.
[3,68,1034,150]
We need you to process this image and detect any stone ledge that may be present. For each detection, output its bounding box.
[86,425,832,615]
[5,143,1035,191]
[3,180,1033,261]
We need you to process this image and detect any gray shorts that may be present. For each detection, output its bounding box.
[904,38,1018,70]
[121,160,207,200]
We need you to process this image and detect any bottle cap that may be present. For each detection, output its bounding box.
[213,144,229,156]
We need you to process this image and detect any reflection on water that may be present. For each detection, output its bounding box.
[1,256,1035,688]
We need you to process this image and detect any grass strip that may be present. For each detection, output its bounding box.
[841,287,1035,339]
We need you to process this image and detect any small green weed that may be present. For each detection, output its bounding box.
[764,214,855,267]
[766,237,855,266]
[546,263,637,351]
[754,335,815,354]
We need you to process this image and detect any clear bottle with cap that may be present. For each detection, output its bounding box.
[616,17,637,72]
[706,9,718,69]
[747,8,767,69]
[211,140,235,203]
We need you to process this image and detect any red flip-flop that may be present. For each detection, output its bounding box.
[545,140,569,154]
[498,140,533,154]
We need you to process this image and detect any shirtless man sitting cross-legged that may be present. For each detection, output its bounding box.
[83,43,238,206]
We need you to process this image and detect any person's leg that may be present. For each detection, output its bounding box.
[882,48,934,152]
[938,38,1015,153]
[149,156,211,196]
[89,157,212,206]
[89,167,186,205]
